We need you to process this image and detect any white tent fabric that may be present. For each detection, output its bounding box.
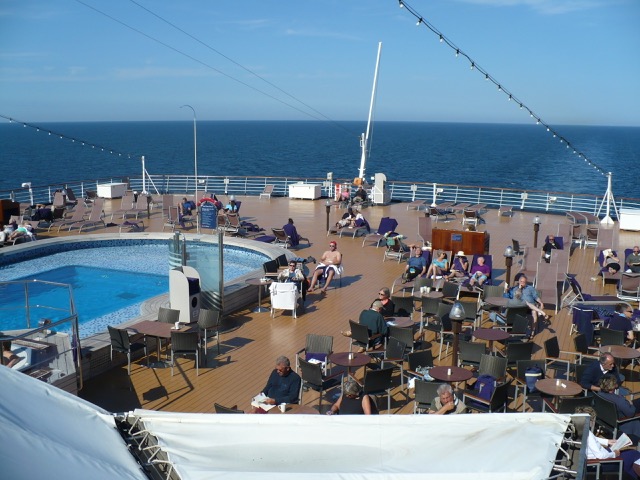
[0,366,147,480]
[133,408,570,480]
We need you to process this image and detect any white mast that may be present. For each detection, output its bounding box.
[357,42,382,182]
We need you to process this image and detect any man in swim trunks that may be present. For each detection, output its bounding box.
[308,241,342,294]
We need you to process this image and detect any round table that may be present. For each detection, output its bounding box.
[429,365,473,383]
[598,345,640,360]
[484,296,509,308]
[535,378,583,409]
[472,328,510,354]
[245,277,273,313]
[329,352,371,377]
[267,404,319,415]
[386,317,414,328]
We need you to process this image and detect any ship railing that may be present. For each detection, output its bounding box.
[3,175,639,219]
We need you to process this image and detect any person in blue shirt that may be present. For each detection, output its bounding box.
[607,303,635,342]
[255,356,301,408]
[403,245,427,282]
[503,274,549,333]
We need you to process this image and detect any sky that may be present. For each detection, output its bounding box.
[0,0,639,126]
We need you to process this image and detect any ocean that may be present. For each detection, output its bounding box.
[1,120,638,198]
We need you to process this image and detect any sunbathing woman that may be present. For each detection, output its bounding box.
[426,252,449,279]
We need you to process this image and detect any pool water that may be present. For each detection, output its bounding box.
[0,240,268,338]
[0,266,167,333]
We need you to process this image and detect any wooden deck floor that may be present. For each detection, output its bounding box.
[75,196,637,414]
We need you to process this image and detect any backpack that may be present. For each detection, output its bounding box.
[475,374,496,401]
[525,365,543,393]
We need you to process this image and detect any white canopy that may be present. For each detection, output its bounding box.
[0,366,147,480]
[0,365,571,479]
[133,408,570,480]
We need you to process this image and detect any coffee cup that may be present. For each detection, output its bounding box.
[174,321,180,330]
[447,368,452,376]
[279,403,286,413]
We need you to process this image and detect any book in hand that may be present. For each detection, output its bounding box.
[611,433,632,452]
[251,393,276,411]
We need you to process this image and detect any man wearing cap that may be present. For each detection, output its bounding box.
[308,241,342,294]
[447,251,469,281]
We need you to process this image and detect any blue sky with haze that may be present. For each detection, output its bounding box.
[1,0,638,126]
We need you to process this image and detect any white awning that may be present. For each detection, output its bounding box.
[0,367,147,480]
[133,408,570,480]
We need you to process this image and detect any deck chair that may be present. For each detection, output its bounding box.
[406,199,426,210]
[71,198,106,232]
[583,226,598,249]
[269,282,301,318]
[259,184,274,199]
[109,194,135,220]
[535,261,559,312]
[64,188,78,206]
[361,217,398,248]
[499,206,513,217]
[272,228,291,248]
[383,236,410,263]
[618,273,640,302]
[428,206,455,223]
[282,222,310,248]
[417,215,432,247]
[47,204,88,232]
[461,209,480,227]
[597,249,623,287]
[561,275,614,310]
[296,333,333,374]
[512,239,527,256]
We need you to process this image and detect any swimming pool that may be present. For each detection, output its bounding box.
[0,239,269,338]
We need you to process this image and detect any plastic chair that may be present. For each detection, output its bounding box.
[198,308,222,356]
[362,367,394,413]
[214,403,244,414]
[413,380,445,413]
[298,358,343,409]
[269,282,301,318]
[170,331,200,376]
[108,325,147,375]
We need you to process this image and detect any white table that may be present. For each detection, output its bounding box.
[97,182,128,199]
[288,183,321,200]
[619,208,640,231]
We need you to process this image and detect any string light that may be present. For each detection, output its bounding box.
[0,114,134,159]
[397,0,607,177]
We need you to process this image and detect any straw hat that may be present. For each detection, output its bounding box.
[456,251,466,256]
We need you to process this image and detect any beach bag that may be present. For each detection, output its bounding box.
[475,374,496,401]
[525,365,543,393]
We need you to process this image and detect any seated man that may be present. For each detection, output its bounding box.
[352,186,368,204]
[541,235,560,263]
[580,352,623,393]
[178,197,196,216]
[252,356,301,411]
[356,300,388,349]
[278,259,307,301]
[503,274,549,335]
[468,256,491,287]
[447,251,469,281]
[224,196,238,213]
[308,241,342,294]
[282,218,303,247]
[607,303,635,343]
[429,383,467,415]
[626,246,640,273]
[402,244,427,283]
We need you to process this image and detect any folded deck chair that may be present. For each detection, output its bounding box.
[361,217,398,248]
[47,205,88,232]
[70,198,106,232]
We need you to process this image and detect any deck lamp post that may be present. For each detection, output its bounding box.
[325,199,332,233]
[533,215,541,248]
[181,104,199,233]
[449,301,466,367]
[504,246,515,286]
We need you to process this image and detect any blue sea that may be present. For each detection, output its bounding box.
[1,120,638,198]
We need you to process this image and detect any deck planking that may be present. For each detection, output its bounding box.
[67,195,637,414]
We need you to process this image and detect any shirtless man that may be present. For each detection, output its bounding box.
[308,241,342,294]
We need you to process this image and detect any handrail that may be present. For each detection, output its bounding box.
[2,175,639,219]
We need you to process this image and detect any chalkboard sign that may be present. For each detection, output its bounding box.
[200,202,217,229]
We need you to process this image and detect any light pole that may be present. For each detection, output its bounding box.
[449,301,466,367]
[533,215,541,249]
[181,104,199,233]
[503,246,515,286]
[325,199,332,233]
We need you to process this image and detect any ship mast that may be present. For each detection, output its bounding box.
[357,42,382,183]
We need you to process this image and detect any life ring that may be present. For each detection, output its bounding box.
[197,197,216,207]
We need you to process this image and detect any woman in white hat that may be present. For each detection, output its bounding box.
[447,251,469,281]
